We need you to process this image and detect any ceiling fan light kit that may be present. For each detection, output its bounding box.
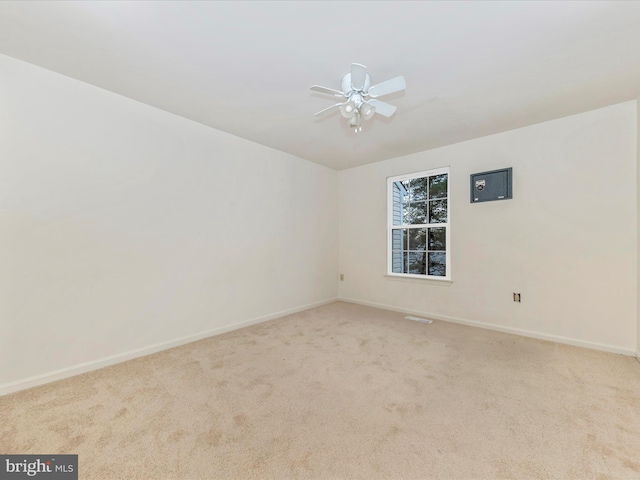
[340,101,356,119]
[311,63,406,133]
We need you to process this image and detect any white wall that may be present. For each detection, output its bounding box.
[0,54,338,392]
[339,101,637,354]
[637,98,640,361]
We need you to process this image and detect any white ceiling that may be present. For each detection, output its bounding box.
[2,1,640,170]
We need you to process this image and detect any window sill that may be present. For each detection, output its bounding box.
[384,274,453,286]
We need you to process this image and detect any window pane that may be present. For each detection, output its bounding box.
[392,182,407,225]
[401,179,411,194]
[392,251,406,273]
[429,199,447,223]
[408,228,427,251]
[392,228,406,250]
[428,228,446,251]
[408,252,426,275]
[409,177,428,202]
[428,174,448,199]
[428,252,446,276]
[403,202,427,224]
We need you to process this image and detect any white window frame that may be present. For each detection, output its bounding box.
[386,167,451,281]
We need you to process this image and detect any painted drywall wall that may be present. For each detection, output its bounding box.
[339,101,637,354]
[0,54,338,390]
[637,98,640,361]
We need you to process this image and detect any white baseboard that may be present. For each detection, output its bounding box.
[636,352,640,364]
[0,298,338,397]
[339,297,636,357]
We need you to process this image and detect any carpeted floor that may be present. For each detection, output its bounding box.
[1,301,640,479]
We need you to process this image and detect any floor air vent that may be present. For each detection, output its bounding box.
[405,316,433,324]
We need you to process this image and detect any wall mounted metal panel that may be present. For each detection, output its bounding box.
[470,168,512,203]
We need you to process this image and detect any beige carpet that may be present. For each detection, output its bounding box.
[2,301,640,479]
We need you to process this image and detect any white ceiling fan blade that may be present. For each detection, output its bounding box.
[368,76,406,98]
[350,63,368,90]
[314,103,343,116]
[310,85,345,96]
[368,99,397,117]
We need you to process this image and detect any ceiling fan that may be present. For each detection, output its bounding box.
[311,63,406,132]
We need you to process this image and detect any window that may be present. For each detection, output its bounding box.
[387,167,450,279]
